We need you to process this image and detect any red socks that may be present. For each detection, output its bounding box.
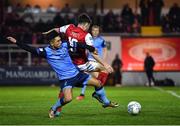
[97,72,109,86]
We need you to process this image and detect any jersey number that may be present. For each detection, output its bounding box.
[68,37,78,52]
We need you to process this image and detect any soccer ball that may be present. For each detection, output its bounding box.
[127,101,141,115]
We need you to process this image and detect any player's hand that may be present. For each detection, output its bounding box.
[93,49,98,55]
[104,63,114,73]
[6,37,17,44]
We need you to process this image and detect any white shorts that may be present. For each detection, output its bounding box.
[77,61,99,72]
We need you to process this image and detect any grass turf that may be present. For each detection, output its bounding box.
[0,86,180,125]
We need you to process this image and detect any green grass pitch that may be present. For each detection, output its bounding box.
[0,86,180,125]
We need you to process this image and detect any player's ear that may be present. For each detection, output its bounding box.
[50,40,54,46]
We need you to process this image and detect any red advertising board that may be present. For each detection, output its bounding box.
[122,37,180,71]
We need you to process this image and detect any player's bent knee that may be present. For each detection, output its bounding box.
[64,97,72,103]
[87,77,101,87]
[96,80,102,88]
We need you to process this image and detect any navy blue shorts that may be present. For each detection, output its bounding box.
[59,72,91,90]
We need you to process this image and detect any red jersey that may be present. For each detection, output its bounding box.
[59,24,93,65]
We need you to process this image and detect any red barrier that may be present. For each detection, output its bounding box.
[122,37,180,71]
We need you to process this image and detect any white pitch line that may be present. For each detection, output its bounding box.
[167,90,180,99]
[153,87,180,99]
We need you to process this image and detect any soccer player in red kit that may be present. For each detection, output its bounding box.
[76,25,108,100]
[43,13,111,85]
[43,13,118,116]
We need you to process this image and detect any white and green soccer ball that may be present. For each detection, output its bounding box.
[127,101,141,115]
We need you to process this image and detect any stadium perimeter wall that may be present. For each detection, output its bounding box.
[122,72,180,86]
[0,67,179,86]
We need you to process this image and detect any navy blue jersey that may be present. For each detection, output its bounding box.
[37,42,79,80]
[15,40,94,80]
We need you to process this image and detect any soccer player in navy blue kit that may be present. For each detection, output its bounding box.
[6,30,118,118]
[76,25,108,100]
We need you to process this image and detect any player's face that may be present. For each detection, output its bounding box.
[92,27,99,37]
[53,36,61,48]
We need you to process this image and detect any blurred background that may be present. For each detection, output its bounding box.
[0,0,180,86]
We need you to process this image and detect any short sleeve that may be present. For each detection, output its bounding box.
[62,42,68,48]
[59,24,71,33]
[85,33,94,46]
[101,39,106,48]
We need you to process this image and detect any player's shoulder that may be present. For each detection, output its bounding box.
[68,24,86,33]
[44,45,52,51]
[85,33,93,40]
[61,24,75,31]
[61,41,68,47]
[97,36,105,41]
[74,26,88,34]
[94,36,105,43]
[68,24,76,29]
[42,46,52,55]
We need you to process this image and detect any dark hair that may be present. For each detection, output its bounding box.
[46,30,59,41]
[92,25,100,29]
[91,25,102,33]
[77,13,92,24]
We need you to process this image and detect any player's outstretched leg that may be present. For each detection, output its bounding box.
[49,97,66,118]
[102,102,119,108]
[49,88,72,118]
[54,90,64,116]
[92,87,119,108]
[55,92,63,116]
[87,77,119,108]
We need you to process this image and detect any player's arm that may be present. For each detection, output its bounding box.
[103,47,107,61]
[85,33,113,73]
[103,48,107,60]
[6,37,46,58]
[42,28,59,34]
[67,41,98,55]
[42,25,70,34]
[74,42,96,53]
[91,53,113,73]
